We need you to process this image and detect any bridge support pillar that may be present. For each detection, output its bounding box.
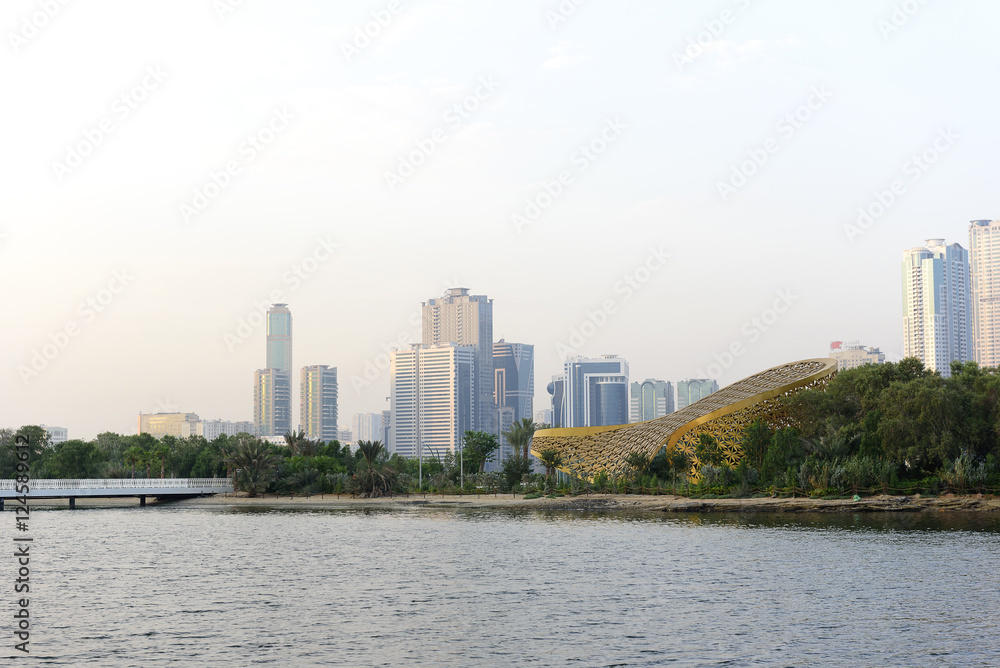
[0,498,4,511]
[139,496,146,507]
[68,497,76,509]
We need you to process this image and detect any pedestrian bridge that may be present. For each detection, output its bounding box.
[0,478,232,508]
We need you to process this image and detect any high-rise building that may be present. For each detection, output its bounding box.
[829,341,886,371]
[630,379,675,422]
[423,288,494,433]
[547,374,566,428]
[390,344,476,459]
[902,239,972,377]
[534,409,553,426]
[380,410,392,449]
[677,379,719,409]
[969,220,1000,367]
[338,428,353,446]
[41,425,68,444]
[254,369,292,438]
[493,340,534,423]
[184,419,254,440]
[266,304,293,373]
[352,412,382,444]
[138,412,200,438]
[562,355,629,428]
[300,365,338,442]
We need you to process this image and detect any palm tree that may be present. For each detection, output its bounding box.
[283,429,318,457]
[355,440,394,498]
[123,446,144,479]
[224,436,282,497]
[537,448,563,486]
[153,443,171,478]
[504,418,541,462]
[142,449,154,478]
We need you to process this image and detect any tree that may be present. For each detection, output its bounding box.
[224,436,281,497]
[461,431,500,474]
[537,448,563,483]
[355,440,394,498]
[501,450,532,491]
[283,430,318,457]
[153,443,171,478]
[740,420,773,471]
[694,434,726,468]
[667,448,692,494]
[503,418,540,462]
[123,446,144,479]
[625,452,651,479]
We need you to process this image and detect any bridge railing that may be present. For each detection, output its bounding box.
[0,478,232,491]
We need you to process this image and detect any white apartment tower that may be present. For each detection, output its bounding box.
[902,239,972,377]
[969,220,1000,367]
[422,288,494,433]
[389,344,476,459]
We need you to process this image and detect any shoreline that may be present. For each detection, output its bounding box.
[21,492,999,512]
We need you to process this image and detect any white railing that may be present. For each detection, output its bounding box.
[0,478,232,491]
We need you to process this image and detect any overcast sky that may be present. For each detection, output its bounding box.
[4,0,998,440]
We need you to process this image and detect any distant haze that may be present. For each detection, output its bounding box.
[3,0,997,439]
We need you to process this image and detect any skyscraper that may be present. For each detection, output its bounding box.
[253,369,291,438]
[300,365,338,442]
[677,379,719,409]
[493,341,534,423]
[547,374,566,428]
[902,239,972,376]
[390,344,476,459]
[562,355,629,428]
[254,303,293,439]
[423,288,494,433]
[969,220,1000,367]
[266,303,292,372]
[352,412,382,444]
[630,379,675,422]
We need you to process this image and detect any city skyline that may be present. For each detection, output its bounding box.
[6,2,1000,439]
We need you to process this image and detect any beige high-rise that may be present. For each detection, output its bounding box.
[970,220,1000,368]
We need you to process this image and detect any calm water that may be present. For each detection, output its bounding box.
[11,504,1000,666]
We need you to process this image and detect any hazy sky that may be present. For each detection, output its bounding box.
[4,0,998,440]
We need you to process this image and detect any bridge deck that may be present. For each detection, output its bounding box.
[0,478,233,499]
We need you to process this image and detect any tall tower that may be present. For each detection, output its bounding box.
[389,344,476,459]
[492,341,534,423]
[630,379,675,422]
[677,379,718,409]
[422,288,494,433]
[563,355,629,428]
[969,220,1000,367]
[902,239,972,377]
[254,368,292,438]
[300,365,338,442]
[255,303,293,438]
[266,304,292,372]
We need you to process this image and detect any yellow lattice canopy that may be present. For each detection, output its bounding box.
[531,358,836,479]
